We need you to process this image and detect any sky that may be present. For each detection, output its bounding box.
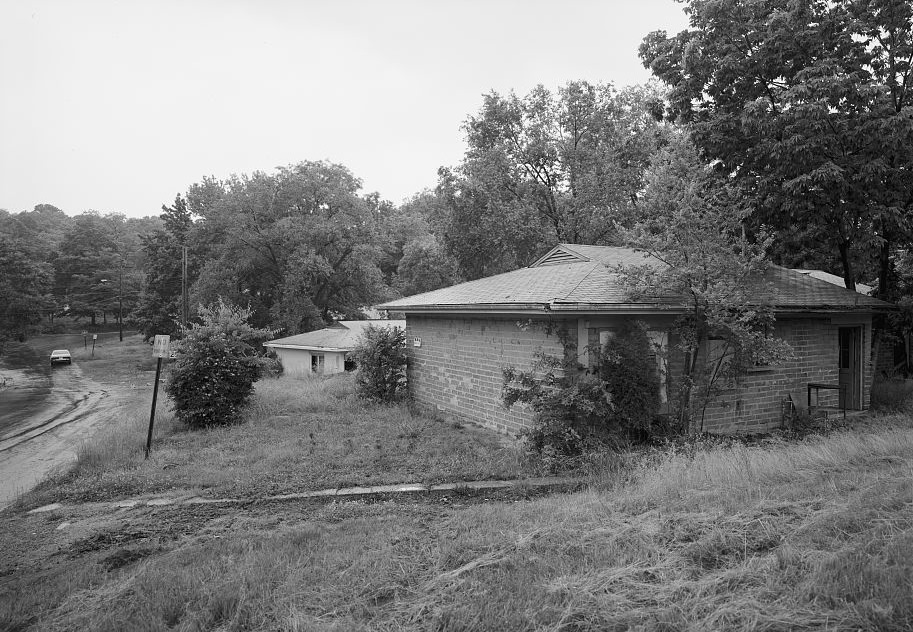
[0,0,690,219]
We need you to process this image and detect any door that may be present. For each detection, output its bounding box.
[838,327,861,409]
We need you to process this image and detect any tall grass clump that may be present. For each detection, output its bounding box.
[72,402,179,475]
[871,377,913,411]
[247,373,355,417]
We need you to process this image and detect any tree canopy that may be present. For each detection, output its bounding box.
[430,81,670,279]
[620,134,793,431]
[640,0,913,294]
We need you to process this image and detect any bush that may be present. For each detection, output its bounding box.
[599,320,662,437]
[352,325,408,402]
[502,319,663,460]
[166,299,274,428]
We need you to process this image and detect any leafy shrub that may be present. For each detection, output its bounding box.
[504,355,612,457]
[166,299,274,428]
[352,324,408,402]
[503,319,663,460]
[598,320,662,438]
[261,348,284,378]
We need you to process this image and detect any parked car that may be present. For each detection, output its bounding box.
[50,349,72,365]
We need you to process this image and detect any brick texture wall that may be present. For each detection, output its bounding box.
[405,316,569,435]
[694,317,872,434]
[406,313,873,437]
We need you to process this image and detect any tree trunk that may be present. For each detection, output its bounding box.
[838,240,855,291]
[878,237,892,300]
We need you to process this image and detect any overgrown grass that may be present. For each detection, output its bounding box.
[5,414,912,631]
[26,373,524,504]
[67,333,160,386]
[871,377,913,412]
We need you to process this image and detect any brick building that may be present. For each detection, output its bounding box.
[378,244,892,435]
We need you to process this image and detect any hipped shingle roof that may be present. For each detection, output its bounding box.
[265,320,406,351]
[378,244,890,314]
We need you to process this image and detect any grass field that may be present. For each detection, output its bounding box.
[4,360,913,630]
[2,413,911,631]
[24,369,526,506]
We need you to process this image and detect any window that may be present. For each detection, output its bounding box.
[586,328,616,368]
[311,354,325,373]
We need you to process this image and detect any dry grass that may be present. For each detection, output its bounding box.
[5,415,913,631]
[26,373,523,504]
[871,377,913,412]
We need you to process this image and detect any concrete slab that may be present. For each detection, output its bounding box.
[336,486,376,496]
[182,497,241,505]
[457,480,514,490]
[303,488,338,498]
[389,484,427,493]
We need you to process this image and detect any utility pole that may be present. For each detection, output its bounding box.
[118,261,124,342]
[181,245,188,329]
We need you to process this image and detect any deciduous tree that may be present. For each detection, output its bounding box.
[640,0,913,294]
[619,135,793,432]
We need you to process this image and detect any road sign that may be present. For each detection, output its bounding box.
[152,335,171,358]
[92,334,98,340]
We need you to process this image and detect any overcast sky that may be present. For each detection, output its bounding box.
[0,0,689,219]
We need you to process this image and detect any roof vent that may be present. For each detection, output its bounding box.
[531,245,591,267]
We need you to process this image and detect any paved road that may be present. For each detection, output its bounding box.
[0,335,113,509]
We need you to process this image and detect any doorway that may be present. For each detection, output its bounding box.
[838,327,862,409]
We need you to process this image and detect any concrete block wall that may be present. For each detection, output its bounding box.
[405,315,568,435]
[696,317,872,434]
[405,313,873,438]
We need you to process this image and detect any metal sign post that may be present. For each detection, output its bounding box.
[82,330,88,349]
[91,333,98,357]
[146,335,171,459]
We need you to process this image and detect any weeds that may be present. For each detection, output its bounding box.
[4,415,913,631]
[871,377,913,412]
[27,373,524,503]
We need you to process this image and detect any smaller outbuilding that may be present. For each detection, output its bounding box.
[264,320,405,376]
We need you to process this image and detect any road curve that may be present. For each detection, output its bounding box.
[0,337,118,510]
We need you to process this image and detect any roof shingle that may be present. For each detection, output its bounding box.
[378,244,890,313]
[265,320,406,350]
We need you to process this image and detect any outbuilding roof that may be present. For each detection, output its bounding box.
[264,320,406,352]
[378,244,891,314]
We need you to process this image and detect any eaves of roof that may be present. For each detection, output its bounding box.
[264,343,350,352]
[393,302,888,316]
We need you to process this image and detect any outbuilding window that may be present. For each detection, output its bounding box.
[311,354,325,373]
